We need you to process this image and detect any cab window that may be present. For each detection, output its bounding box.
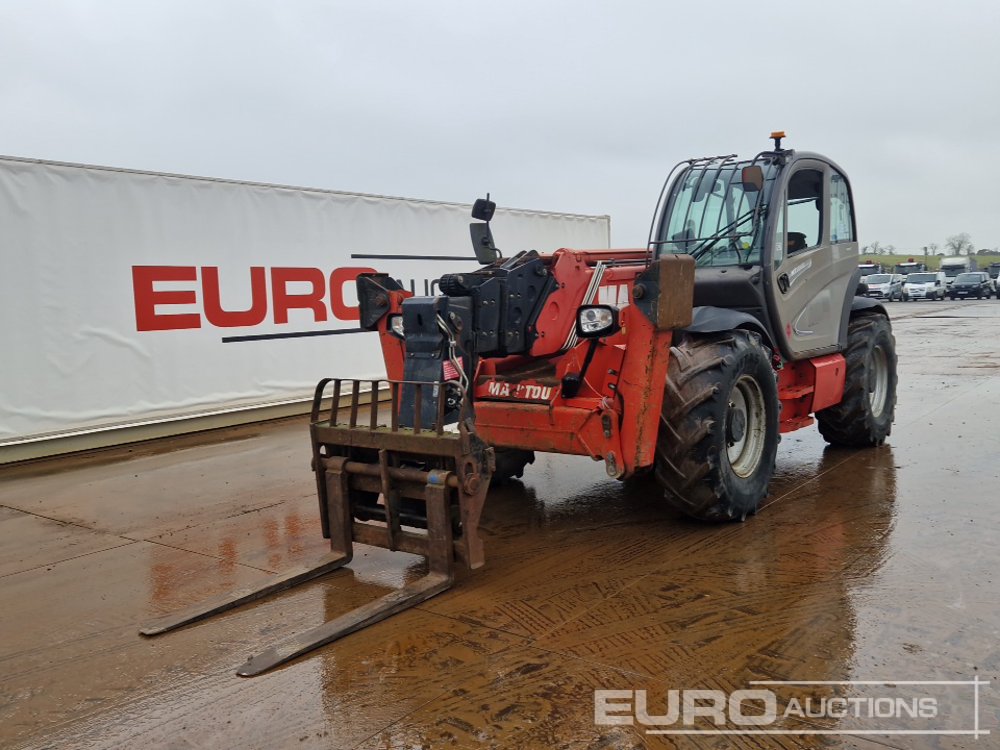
[830,170,854,244]
[773,195,786,268]
[785,169,824,253]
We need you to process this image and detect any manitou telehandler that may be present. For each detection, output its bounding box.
[143,133,897,675]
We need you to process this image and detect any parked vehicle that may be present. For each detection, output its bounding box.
[864,273,904,301]
[940,256,975,290]
[986,262,1000,295]
[894,260,927,277]
[858,261,883,277]
[892,274,907,299]
[949,272,991,300]
[903,271,946,301]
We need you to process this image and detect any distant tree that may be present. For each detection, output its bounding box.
[862,241,884,256]
[884,244,896,255]
[945,233,974,256]
[928,242,939,255]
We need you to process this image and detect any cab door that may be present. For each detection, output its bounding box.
[769,162,858,359]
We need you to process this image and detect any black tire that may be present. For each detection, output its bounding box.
[816,313,897,447]
[654,331,780,522]
[490,447,535,485]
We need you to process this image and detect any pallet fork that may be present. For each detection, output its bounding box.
[140,378,493,677]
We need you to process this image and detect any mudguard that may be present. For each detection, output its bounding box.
[680,306,775,350]
[850,296,888,317]
[839,296,889,351]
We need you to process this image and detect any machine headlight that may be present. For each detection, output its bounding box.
[388,314,405,338]
[576,305,620,338]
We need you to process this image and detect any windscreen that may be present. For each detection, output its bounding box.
[655,158,778,267]
[956,273,979,282]
[907,273,936,283]
[867,274,890,283]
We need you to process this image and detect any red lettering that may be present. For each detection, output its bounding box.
[134,265,384,331]
[202,266,268,328]
[329,266,376,321]
[270,268,327,324]
[132,266,200,331]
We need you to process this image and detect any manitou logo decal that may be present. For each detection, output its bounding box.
[485,381,554,401]
[131,265,375,331]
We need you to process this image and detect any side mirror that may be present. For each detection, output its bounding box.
[470,194,500,264]
[469,222,499,264]
[471,197,496,222]
[741,165,764,193]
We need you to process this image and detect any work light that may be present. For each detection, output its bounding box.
[576,305,620,338]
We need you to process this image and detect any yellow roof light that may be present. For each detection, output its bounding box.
[770,130,786,140]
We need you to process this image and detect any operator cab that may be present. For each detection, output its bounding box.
[649,132,861,361]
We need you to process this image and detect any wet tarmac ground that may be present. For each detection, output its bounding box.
[1,299,998,749]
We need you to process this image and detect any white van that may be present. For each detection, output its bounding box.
[903,271,947,301]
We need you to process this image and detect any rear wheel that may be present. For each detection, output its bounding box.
[817,313,897,447]
[654,331,780,522]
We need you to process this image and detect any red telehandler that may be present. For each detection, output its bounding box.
[142,133,896,675]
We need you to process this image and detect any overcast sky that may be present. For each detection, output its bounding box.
[2,1,998,253]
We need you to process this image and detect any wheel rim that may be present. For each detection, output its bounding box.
[726,375,767,478]
[868,344,889,418]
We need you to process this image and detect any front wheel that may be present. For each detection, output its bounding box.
[817,313,897,447]
[654,331,780,522]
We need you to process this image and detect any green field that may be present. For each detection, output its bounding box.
[859,252,1000,272]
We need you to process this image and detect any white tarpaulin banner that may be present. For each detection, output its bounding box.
[0,156,610,444]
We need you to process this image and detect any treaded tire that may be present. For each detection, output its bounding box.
[817,313,897,447]
[491,448,535,485]
[654,331,780,522]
